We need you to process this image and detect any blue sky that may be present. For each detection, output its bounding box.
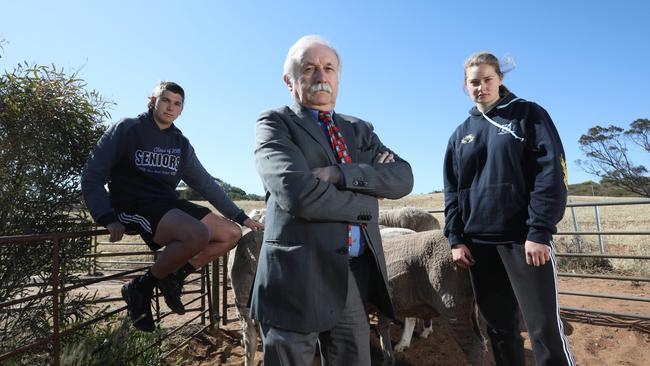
[2,0,649,195]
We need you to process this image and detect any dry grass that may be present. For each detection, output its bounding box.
[95,194,649,275]
[558,196,650,274]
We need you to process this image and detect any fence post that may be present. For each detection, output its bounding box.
[200,266,206,325]
[570,205,582,252]
[594,205,605,253]
[222,253,228,325]
[210,259,220,326]
[153,251,161,323]
[51,238,61,366]
[90,231,98,276]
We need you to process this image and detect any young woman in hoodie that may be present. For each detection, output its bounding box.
[443,52,575,366]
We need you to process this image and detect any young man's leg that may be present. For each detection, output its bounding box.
[156,211,242,315]
[151,209,210,276]
[122,208,210,330]
[190,212,242,268]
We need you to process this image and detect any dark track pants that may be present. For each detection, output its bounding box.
[467,242,576,366]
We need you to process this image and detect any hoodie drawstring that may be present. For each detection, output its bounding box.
[482,97,525,142]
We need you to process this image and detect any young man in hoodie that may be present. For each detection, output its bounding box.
[82,81,263,332]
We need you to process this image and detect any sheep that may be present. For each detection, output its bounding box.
[227,228,264,366]
[378,230,487,366]
[247,208,266,224]
[380,227,416,240]
[379,227,433,346]
[378,207,440,232]
[379,226,436,356]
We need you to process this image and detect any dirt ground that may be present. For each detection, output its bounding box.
[161,277,649,366]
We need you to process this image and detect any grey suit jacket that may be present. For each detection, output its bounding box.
[251,104,414,333]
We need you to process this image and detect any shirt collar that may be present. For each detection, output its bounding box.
[307,108,335,123]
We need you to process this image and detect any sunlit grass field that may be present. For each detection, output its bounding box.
[94,194,649,275]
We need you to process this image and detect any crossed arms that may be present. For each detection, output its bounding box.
[254,108,413,223]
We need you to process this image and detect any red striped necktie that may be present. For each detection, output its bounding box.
[318,111,355,253]
[319,111,352,164]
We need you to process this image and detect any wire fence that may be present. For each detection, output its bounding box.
[0,229,229,366]
[428,199,650,329]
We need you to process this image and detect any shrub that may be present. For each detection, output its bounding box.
[0,62,111,358]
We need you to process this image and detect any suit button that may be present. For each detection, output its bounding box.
[335,247,349,255]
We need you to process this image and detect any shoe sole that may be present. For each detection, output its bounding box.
[163,295,186,315]
[121,284,155,332]
[158,280,186,315]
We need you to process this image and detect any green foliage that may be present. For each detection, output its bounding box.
[60,317,164,366]
[568,180,644,197]
[0,62,111,358]
[577,119,650,197]
[178,178,263,201]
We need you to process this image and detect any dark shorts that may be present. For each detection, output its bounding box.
[116,199,212,251]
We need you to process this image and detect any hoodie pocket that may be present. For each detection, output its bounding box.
[459,183,527,233]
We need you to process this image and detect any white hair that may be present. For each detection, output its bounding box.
[283,35,341,82]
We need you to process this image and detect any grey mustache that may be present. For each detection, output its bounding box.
[310,83,332,93]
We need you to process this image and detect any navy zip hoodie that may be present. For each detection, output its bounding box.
[81,112,248,227]
[443,93,568,247]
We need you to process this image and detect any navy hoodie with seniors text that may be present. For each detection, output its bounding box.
[443,93,568,247]
[81,111,247,227]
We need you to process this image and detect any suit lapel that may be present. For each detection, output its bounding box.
[333,113,358,163]
[290,104,337,164]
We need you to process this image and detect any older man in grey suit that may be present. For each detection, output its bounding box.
[251,35,414,365]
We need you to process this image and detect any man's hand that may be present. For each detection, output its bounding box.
[451,244,475,269]
[524,240,551,266]
[106,221,125,242]
[375,151,395,164]
[373,151,394,200]
[311,166,341,184]
[244,218,264,231]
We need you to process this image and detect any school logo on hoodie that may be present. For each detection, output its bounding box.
[134,147,181,175]
[461,134,475,144]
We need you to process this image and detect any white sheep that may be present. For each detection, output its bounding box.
[378,230,488,366]
[381,225,440,348]
[380,227,416,240]
[379,227,434,352]
[247,208,266,224]
[378,207,440,232]
[227,228,264,366]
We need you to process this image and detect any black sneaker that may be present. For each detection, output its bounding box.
[121,278,155,332]
[157,274,185,315]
